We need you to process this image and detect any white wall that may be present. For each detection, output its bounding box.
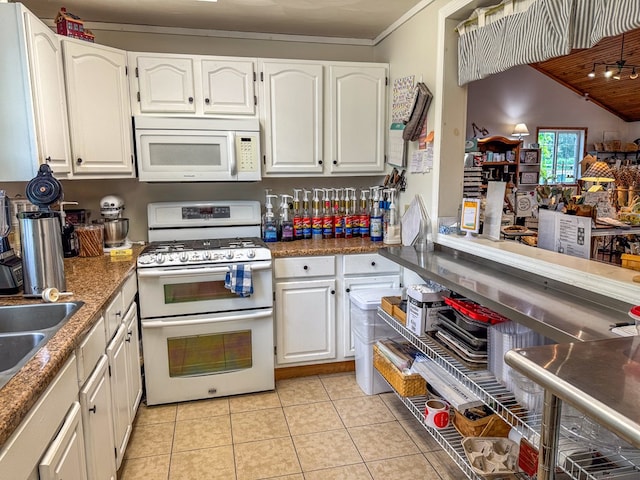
[93,29,375,62]
[466,64,630,147]
[374,0,451,217]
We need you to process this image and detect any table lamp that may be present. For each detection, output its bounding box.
[512,123,529,142]
[580,161,615,192]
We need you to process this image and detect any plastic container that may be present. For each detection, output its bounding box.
[350,288,403,340]
[350,288,403,395]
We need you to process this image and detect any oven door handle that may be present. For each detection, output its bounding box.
[142,309,273,328]
[137,262,272,278]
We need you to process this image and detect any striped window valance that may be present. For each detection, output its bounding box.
[573,0,640,49]
[457,0,640,85]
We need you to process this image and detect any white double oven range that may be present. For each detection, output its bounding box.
[136,201,274,405]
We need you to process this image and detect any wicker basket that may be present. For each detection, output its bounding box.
[452,409,511,438]
[624,142,639,152]
[605,140,621,151]
[373,344,426,396]
[622,253,640,271]
[594,142,605,152]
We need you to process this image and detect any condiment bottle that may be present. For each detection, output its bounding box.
[370,187,383,242]
[358,189,370,238]
[279,194,294,242]
[334,188,344,238]
[322,188,334,239]
[302,189,312,239]
[311,188,323,240]
[292,189,303,240]
[262,194,279,243]
[344,187,355,239]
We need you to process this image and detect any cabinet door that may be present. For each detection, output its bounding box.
[80,355,116,480]
[202,59,255,115]
[63,39,134,176]
[275,278,335,364]
[39,402,87,480]
[23,11,72,175]
[104,290,124,343]
[136,55,196,113]
[106,323,130,470]
[328,65,387,173]
[261,61,323,175]
[342,275,400,358]
[124,302,142,421]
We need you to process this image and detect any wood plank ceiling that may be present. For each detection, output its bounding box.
[531,28,640,122]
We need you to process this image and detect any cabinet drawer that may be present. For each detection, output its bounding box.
[121,270,137,309]
[343,253,400,275]
[104,290,124,343]
[274,256,335,279]
[76,316,106,386]
[0,355,78,479]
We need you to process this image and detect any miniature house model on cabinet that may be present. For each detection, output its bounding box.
[55,7,94,42]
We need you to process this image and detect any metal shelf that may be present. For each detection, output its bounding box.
[377,307,640,480]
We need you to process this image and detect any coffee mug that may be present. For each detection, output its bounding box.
[424,398,450,429]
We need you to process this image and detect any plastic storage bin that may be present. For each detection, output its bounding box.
[350,288,403,395]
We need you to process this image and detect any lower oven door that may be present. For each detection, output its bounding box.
[137,261,272,318]
[141,308,274,405]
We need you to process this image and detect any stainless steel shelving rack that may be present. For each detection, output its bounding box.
[377,308,640,480]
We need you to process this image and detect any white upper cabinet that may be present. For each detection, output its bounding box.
[260,60,388,177]
[63,39,134,177]
[328,64,387,174]
[130,53,256,116]
[202,59,256,115]
[23,10,72,176]
[0,3,71,181]
[260,60,323,175]
[136,56,196,113]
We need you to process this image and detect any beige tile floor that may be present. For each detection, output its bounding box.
[118,372,464,480]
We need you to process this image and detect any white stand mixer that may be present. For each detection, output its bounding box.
[100,195,131,251]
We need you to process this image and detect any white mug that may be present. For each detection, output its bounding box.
[424,398,451,429]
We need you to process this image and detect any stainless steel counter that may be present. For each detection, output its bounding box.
[505,338,640,479]
[379,245,632,343]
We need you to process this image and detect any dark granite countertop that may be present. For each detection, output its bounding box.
[0,247,142,449]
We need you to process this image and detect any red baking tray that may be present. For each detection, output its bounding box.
[443,297,509,325]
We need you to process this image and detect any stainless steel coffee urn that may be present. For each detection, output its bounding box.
[18,165,66,297]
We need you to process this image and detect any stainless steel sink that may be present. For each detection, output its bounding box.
[0,301,83,390]
[0,332,46,372]
[0,302,82,334]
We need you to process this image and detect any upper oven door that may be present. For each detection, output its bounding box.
[137,261,273,318]
[136,128,236,182]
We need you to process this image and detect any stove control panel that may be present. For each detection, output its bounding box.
[137,248,270,267]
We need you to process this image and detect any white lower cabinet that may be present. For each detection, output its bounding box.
[107,323,130,469]
[340,275,400,358]
[275,278,336,364]
[274,253,402,366]
[125,302,142,421]
[80,355,117,480]
[275,255,336,365]
[39,402,88,480]
[339,253,401,358]
[0,355,78,479]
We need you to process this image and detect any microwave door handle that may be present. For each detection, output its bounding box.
[143,309,273,328]
[228,132,237,177]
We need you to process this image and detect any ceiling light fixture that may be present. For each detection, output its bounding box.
[587,33,640,80]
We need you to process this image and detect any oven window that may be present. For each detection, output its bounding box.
[167,330,252,377]
[164,280,236,303]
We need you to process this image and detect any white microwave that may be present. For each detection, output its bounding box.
[134,116,261,182]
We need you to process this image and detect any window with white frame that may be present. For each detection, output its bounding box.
[536,128,586,184]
